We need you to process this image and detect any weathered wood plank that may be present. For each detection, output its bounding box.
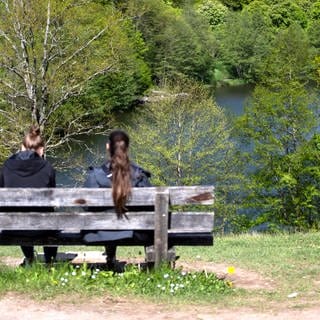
[154,190,169,267]
[0,188,157,207]
[169,186,214,205]
[0,211,213,231]
[170,211,214,230]
[0,186,214,207]
[0,212,155,230]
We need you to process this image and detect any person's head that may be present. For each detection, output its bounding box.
[107,130,131,218]
[107,129,130,158]
[21,125,44,157]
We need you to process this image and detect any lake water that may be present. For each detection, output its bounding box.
[215,84,253,116]
[55,84,254,186]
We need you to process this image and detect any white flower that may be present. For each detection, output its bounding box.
[163,273,169,279]
[71,271,76,276]
[91,275,96,279]
[81,271,86,276]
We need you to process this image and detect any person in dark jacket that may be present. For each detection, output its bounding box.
[0,125,57,266]
[83,129,151,269]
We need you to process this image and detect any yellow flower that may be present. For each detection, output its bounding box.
[227,266,235,274]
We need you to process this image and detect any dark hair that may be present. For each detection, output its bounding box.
[22,125,44,150]
[108,130,131,218]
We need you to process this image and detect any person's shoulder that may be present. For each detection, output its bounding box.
[131,162,151,178]
[130,162,152,187]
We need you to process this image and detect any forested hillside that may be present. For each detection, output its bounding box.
[0,0,319,232]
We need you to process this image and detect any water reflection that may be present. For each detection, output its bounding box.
[215,84,253,116]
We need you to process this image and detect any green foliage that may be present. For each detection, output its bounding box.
[235,23,319,230]
[196,0,229,27]
[269,1,308,28]
[0,0,151,156]
[216,6,274,82]
[124,0,216,84]
[218,0,255,10]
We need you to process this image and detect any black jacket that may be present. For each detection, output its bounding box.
[84,161,151,188]
[0,150,56,188]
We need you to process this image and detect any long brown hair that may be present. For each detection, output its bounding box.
[22,125,44,150]
[108,130,131,218]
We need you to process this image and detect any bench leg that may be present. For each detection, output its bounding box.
[145,246,177,269]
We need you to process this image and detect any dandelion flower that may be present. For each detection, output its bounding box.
[227,266,235,275]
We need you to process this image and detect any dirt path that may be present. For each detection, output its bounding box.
[1,292,319,320]
[1,254,319,319]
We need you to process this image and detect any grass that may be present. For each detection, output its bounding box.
[0,232,319,308]
[176,232,320,308]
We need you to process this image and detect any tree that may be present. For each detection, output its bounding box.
[120,0,217,84]
[196,0,229,28]
[126,80,245,233]
[236,24,319,229]
[0,0,142,157]
[216,6,274,82]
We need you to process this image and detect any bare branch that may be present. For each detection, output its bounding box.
[0,63,24,80]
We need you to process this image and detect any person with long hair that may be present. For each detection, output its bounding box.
[0,125,57,266]
[83,129,151,269]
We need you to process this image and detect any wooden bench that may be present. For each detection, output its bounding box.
[0,186,214,267]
